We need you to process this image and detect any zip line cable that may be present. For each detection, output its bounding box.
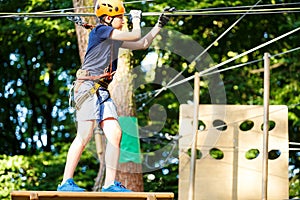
[135,44,300,104]
[1,2,300,17]
[176,2,300,12]
[4,1,298,15]
[134,2,299,108]
[162,26,300,92]
[151,0,262,102]
[11,1,300,15]
[203,60,262,76]
[1,2,299,106]
[1,3,300,18]
[138,0,261,110]
[203,46,300,76]
[1,8,300,18]
[0,0,154,18]
[272,46,300,58]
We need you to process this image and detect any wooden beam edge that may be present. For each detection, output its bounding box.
[11,191,174,198]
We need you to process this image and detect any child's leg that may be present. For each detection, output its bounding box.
[100,119,122,187]
[61,120,96,184]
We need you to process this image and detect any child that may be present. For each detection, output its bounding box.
[57,0,169,192]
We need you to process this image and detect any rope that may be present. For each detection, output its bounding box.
[162,26,300,91]
[203,46,300,76]
[137,0,262,110]
[135,46,300,104]
[136,33,300,105]
[2,9,300,18]
[1,4,300,18]
[176,2,300,12]
[151,0,262,103]
[27,1,300,14]
[290,142,300,146]
[144,7,300,16]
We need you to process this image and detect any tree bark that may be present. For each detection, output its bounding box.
[109,48,144,192]
[72,0,96,64]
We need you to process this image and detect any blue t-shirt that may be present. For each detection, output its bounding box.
[81,24,123,76]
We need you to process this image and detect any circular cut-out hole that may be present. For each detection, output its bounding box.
[245,149,260,160]
[198,120,206,131]
[239,120,254,131]
[213,119,227,131]
[187,148,202,159]
[209,148,224,160]
[260,120,276,131]
[268,149,281,160]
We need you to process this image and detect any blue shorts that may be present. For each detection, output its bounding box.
[74,81,118,123]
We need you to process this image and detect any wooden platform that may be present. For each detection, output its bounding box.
[10,191,174,200]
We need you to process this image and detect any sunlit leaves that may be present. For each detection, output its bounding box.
[0,0,79,154]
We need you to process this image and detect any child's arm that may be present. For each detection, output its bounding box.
[121,13,169,50]
[110,10,142,41]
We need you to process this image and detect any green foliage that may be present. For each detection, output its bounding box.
[0,153,64,200]
[0,0,79,154]
[131,0,300,198]
[143,163,179,197]
[1,0,300,199]
[0,146,98,200]
[290,174,300,198]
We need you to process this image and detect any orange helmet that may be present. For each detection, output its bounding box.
[95,0,125,17]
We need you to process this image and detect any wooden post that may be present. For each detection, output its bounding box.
[188,72,200,200]
[94,127,104,157]
[147,193,157,200]
[93,127,106,191]
[262,52,270,200]
[29,192,38,200]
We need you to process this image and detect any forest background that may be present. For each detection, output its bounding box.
[1,0,300,199]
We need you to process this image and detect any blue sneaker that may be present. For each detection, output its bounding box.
[101,181,132,192]
[57,178,85,192]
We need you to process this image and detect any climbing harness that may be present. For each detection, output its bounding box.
[70,69,114,110]
[70,41,116,110]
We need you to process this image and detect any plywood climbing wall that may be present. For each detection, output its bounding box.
[178,104,288,200]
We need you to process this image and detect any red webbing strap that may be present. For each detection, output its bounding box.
[77,72,116,81]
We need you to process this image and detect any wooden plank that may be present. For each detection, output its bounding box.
[29,192,38,200]
[11,191,174,200]
[179,104,289,200]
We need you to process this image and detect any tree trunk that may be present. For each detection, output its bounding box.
[72,0,96,64]
[109,48,144,192]
[72,1,144,192]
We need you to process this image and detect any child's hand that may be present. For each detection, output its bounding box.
[157,7,175,28]
[157,13,169,28]
[129,10,142,20]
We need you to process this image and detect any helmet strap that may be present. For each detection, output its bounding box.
[107,17,115,26]
[100,16,115,26]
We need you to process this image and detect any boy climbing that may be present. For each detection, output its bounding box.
[57,0,170,192]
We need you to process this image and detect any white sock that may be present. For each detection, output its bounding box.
[103,181,115,189]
